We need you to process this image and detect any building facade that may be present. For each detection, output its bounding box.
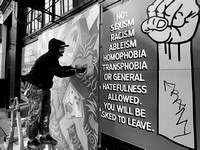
[1,0,200,150]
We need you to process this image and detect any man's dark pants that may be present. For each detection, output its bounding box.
[25,83,51,139]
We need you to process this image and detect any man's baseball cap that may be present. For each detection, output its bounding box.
[60,44,69,48]
[48,38,69,51]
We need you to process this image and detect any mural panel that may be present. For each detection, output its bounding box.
[142,0,199,149]
[21,41,38,75]
[21,41,38,101]
[22,4,99,150]
[100,0,200,149]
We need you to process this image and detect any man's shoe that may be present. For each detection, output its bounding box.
[27,138,40,149]
[40,134,58,145]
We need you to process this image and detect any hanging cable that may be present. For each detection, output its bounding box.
[13,1,22,23]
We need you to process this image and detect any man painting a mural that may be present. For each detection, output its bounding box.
[142,0,199,149]
[23,38,87,149]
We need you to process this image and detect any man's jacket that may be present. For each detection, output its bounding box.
[24,39,75,90]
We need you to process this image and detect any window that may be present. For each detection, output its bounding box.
[25,0,93,35]
[25,7,42,35]
[25,0,74,35]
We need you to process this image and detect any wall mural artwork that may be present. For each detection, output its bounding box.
[21,41,39,102]
[142,0,199,149]
[21,41,38,75]
[37,4,99,150]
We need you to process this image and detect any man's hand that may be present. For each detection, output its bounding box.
[141,0,199,43]
[76,67,87,74]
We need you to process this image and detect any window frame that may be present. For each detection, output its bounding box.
[24,0,95,36]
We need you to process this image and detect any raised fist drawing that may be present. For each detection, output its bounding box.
[142,0,199,43]
[141,1,200,148]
